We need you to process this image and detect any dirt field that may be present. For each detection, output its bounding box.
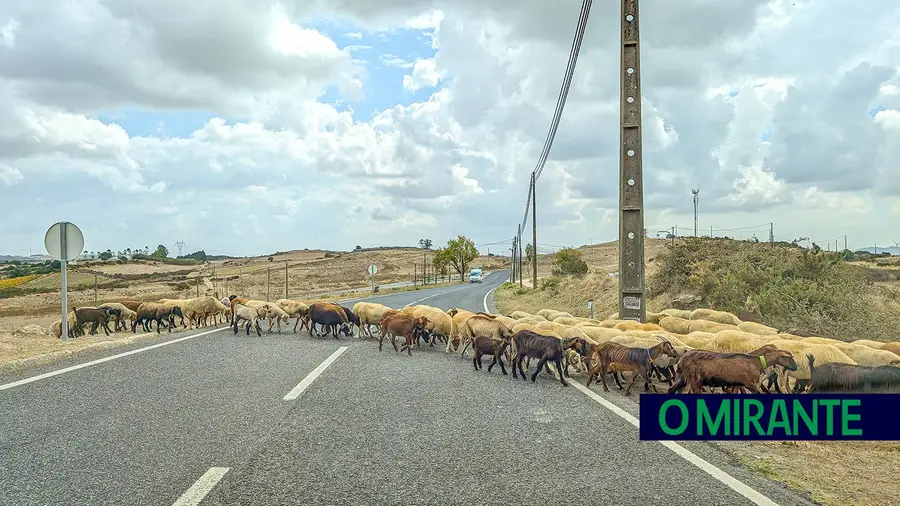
[494,238,900,506]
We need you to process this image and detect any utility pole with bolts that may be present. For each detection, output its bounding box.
[518,224,524,287]
[618,0,646,322]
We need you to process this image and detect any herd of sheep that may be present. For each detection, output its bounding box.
[48,295,900,393]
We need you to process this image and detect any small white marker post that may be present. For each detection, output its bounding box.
[368,264,377,292]
[587,298,594,319]
[44,221,85,342]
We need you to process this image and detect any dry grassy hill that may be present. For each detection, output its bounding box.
[0,246,509,334]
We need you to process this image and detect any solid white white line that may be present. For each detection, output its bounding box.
[483,286,498,313]
[171,466,230,506]
[283,346,349,401]
[0,327,228,393]
[567,380,780,506]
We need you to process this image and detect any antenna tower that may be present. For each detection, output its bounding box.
[175,240,185,257]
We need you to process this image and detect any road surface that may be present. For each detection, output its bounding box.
[0,271,813,506]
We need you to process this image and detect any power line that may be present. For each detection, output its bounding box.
[518,0,593,233]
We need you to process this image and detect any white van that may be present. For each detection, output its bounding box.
[469,268,483,283]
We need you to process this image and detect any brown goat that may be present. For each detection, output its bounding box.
[668,349,799,394]
[379,314,428,356]
[73,306,116,336]
[510,330,581,386]
[807,354,900,392]
[120,300,143,312]
[586,338,679,395]
[472,334,511,375]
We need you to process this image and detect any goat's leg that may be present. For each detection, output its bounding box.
[473,353,481,371]
[531,357,548,383]
[254,320,262,337]
[585,360,603,388]
[668,375,687,394]
[624,370,641,396]
[517,355,529,381]
[612,371,625,390]
[496,354,507,375]
[555,357,568,386]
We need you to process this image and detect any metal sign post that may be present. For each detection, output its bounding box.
[368,264,378,292]
[44,221,85,341]
[587,299,594,319]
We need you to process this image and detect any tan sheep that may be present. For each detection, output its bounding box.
[660,308,693,320]
[509,310,539,320]
[184,296,228,328]
[598,319,624,328]
[658,316,692,334]
[276,299,310,332]
[614,321,664,332]
[852,339,886,350]
[803,340,900,367]
[690,308,742,326]
[493,314,519,330]
[851,340,900,357]
[242,299,289,333]
[688,320,739,334]
[553,316,583,326]
[775,332,806,341]
[446,307,479,352]
[460,315,513,356]
[708,330,779,354]
[351,302,395,337]
[737,321,778,336]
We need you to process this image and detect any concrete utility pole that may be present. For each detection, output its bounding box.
[531,172,538,290]
[692,188,699,237]
[617,0,646,322]
[518,224,524,287]
[510,237,517,282]
[769,223,774,244]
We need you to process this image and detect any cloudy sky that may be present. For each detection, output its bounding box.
[1,0,899,258]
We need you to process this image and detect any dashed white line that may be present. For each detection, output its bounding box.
[171,466,230,506]
[283,346,350,401]
[402,285,471,307]
[566,380,780,506]
[0,327,228,393]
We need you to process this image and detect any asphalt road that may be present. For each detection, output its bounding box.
[0,271,815,506]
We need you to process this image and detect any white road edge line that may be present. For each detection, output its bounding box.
[0,327,228,393]
[283,346,350,401]
[482,285,498,313]
[172,466,230,506]
[567,380,779,506]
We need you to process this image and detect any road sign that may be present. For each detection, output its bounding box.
[44,221,84,261]
[44,221,84,342]
[367,264,378,276]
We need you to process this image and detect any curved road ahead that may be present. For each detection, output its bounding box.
[0,271,812,506]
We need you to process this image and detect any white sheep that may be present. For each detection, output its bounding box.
[276,299,310,332]
[98,303,137,332]
[232,303,272,337]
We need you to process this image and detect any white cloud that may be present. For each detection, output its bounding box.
[402,58,445,91]
[0,0,899,256]
[0,163,23,185]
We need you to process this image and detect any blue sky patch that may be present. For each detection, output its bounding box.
[96,108,247,138]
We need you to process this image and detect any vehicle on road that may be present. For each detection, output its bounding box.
[469,268,483,283]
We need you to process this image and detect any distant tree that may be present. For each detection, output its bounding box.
[552,248,588,276]
[267,256,274,262]
[151,244,169,258]
[418,238,433,250]
[525,243,534,263]
[99,249,113,261]
[436,235,478,279]
[179,250,208,261]
[355,245,362,251]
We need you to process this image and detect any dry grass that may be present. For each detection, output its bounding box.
[495,238,669,318]
[494,237,900,506]
[729,441,900,506]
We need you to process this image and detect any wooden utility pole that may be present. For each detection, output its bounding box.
[531,172,537,290]
[618,0,647,322]
[423,250,427,285]
[414,264,418,286]
[511,236,517,282]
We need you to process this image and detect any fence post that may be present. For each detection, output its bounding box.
[94,274,98,303]
[239,268,243,297]
[285,261,289,299]
[267,266,271,301]
[414,264,417,286]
